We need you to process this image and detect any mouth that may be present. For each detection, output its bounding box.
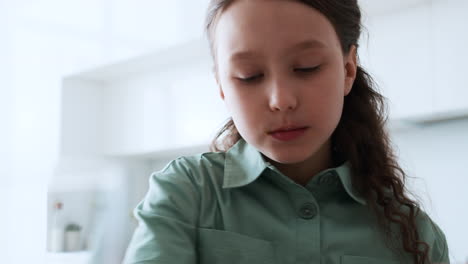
[268,126,309,141]
[268,125,309,134]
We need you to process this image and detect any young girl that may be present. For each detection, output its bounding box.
[124,0,449,263]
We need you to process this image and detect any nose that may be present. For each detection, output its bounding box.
[268,76,298,112]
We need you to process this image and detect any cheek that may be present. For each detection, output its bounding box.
[303,73,344,121]
[314,66,346,99]
[228,94,257,120]
[222,84,251,116]
[222,89,261,128]
[303,75,341,103]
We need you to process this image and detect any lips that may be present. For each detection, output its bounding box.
[269,125,308,134]
[269,127,308,141]
[268,124,309,142]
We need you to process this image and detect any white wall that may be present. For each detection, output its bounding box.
[359,0,468,121]
[0,0,14,258]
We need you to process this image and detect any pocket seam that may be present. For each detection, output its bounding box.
[197,227,276,261]
[197,227,273,245]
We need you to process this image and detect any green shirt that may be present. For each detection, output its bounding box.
[123,138,449,264]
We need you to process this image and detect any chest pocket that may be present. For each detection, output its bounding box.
[341,255,401,264]
[197,227,277,264]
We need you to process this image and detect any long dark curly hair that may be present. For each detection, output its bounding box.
[204,0,431,263]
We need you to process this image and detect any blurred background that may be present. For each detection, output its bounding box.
[0,0,467,263]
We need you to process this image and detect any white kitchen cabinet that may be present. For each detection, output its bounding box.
[360,4,434,120]
[360,0,468,121]
[61,37,229,157]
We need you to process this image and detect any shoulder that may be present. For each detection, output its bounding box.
[414,209,449,263]
[150,151,227,190]
[138,151,227,222]
[175,151,227,173]
[157,151,226,176]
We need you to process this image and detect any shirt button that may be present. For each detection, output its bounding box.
[299,203,317,219]
[319,171,339,186]
[329,173,340,186]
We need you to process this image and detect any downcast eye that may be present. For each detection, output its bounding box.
[294,66,320,73]
[238,74,264,83]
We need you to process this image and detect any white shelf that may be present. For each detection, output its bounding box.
[108,143,211,160]
[66,36,210,83]
[46,251,93,264]
[388,107,468,133]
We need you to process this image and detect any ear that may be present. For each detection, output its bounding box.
[344,45,358,96]
[213,65,225,101]
[219,85,225,101]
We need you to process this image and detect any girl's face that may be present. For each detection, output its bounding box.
[214,0,357,166]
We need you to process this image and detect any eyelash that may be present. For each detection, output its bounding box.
[238,66,321,83]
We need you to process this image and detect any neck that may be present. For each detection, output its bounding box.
[266,140,334,186]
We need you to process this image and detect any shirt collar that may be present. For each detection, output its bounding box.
[223,138,367,205]
[223,138,269,188]
[334,160,367,205]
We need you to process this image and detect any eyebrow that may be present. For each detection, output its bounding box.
[229,39,326,62]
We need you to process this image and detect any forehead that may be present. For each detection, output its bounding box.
[214,0,341,63]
